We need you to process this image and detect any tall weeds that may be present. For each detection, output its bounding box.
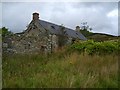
[2,51,118,88]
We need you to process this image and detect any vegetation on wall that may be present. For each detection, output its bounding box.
[58,25,68,47]
[1,27,13,37]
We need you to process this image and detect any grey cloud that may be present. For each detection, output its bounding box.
[2,2,118,36]
[50,2,118,35]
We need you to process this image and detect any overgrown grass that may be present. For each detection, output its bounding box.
[2,51,118,88]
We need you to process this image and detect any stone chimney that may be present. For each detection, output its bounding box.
[76,26,80,32]
[33,12,39,21]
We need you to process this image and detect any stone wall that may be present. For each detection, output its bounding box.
[11,30,49,54]
[2,29,73,54]
[2,20,73,54]
[9,27,60,54]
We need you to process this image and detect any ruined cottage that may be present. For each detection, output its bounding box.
[3,12,87,54]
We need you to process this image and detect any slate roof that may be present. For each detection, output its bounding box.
[39,20,87,40]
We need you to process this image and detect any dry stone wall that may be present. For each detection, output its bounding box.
[3,20,73,54]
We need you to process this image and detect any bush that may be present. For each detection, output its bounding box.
[68,40,119,55]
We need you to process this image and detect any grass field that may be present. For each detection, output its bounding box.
[2,51,118,88]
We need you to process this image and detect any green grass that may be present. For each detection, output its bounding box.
[2,51,118,88]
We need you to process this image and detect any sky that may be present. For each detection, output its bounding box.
[1,1,119,36]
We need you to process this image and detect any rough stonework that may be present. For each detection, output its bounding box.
[3,12,87,54]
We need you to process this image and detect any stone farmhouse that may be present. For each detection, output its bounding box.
[3,12,87,54]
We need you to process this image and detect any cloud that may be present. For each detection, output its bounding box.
[107,9,118,17]
[49,2,118,35]
[2,2,118,36]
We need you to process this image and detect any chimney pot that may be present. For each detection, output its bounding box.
[76,26,80,32]
[33,12,39,21]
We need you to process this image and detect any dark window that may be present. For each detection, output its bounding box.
[76,32,78,35]
[41,45,46,52]
[24,43,30,49]
[72,39,76,44]
[76,33,79,38]
[64,30,67,34]
[51,26,55,29]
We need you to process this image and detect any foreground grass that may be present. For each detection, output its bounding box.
[2,52,118,88]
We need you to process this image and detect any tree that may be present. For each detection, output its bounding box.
[81,22,92,31]
[80,22,93,37]
[1,27,13,37]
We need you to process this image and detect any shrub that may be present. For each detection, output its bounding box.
[67,40,119,55]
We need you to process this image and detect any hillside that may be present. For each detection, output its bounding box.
[87,33,119,42]
[80,30,119,41]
